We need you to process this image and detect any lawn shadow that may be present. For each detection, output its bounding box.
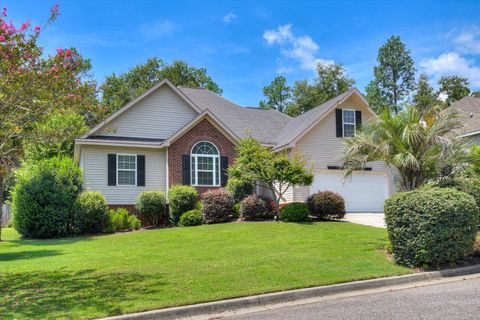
[0,250,62,261]
[0,269,166,319]
[3,235,95,248]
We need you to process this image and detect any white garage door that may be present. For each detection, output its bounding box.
[311,170,388,212]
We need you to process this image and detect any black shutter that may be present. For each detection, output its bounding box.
[335,108,343,137]
[137,155,145,186]
[182,155,190,185]
[108,154,116,186]
[355,110,362,132]
[220,156,228,187]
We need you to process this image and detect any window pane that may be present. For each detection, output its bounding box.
[118,155,136,170]
[198,171,213,185]
[118,170,135,185]
[197,156,213,170]
[344,124,355,137]
[343,110,355,124]
[192,141,218,155]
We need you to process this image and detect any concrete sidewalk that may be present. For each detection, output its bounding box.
[343,213,385,228]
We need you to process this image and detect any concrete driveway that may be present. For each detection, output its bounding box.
[343,213,385,228]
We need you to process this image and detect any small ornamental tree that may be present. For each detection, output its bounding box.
[228,138,313,216]
[0,5,100,240]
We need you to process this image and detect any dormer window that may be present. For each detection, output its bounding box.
[342,109,356,137]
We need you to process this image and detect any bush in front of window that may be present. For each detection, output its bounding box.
[73,191,109,234]
[135,190,167,226]
[385,187,479,268]
[307,191,346,220]
[202,189,234,224]
[226,178,254,202]
[168,185,198,225]
[279,202,310,222]
[179,209,203,227]
[105,208,141,233]
[240,195,274,221]
[12,157,83,238]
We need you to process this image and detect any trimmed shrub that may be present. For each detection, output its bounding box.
[226,178,254,202]
[73,191,108,234]
[168,185,198,225]
[307,191,346,220]
[12,157,83,238]
[279,202,310,222]
[202,189,234,224]
[105,208,141,233]
[135,190,167,226]
[385,188,479,267]
[179,209,203,227]
[240,195,274,220]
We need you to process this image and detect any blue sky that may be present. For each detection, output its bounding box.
[3,0,480,106]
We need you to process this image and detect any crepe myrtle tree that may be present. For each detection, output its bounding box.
[0,5,98,240]
[228,138,314,216]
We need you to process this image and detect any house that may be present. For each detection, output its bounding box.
[74,79,395,212]
[450,95,480,145]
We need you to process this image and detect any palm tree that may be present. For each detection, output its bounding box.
[342,106,470,191]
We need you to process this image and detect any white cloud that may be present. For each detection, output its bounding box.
[452,26,480,54]
[263,24,329,72]
[141,20,175,39]
[223,13,237,23]
[419,52,480,87]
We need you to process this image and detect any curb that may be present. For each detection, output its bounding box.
[101,264,480,320]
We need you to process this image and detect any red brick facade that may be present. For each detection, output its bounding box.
[168,118,237,195]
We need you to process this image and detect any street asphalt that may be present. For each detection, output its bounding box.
[223,276,480,320]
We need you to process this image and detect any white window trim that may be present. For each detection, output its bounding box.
[191,141,220,187]
[117,153,137,186]
[342,108,356,138]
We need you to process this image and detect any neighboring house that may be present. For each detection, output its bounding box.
[451,96,480,145]
[74,79,395,212]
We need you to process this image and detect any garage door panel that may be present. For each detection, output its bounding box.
[311,171,387,212]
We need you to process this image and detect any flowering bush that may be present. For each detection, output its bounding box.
[307,191,346,220]
[240,195,274,220]
[202,189,234,224]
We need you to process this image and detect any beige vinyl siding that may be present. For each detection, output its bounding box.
[80,145,166,204]
[292,95,392,201]
[95,86,198,139]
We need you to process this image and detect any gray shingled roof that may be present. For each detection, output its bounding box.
[450,96,480,135]
[179,86,359,148]
[178,87,291,145]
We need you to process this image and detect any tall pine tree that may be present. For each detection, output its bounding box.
[366,36,416,114]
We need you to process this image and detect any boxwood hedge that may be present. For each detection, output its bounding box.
[384,187,479,268]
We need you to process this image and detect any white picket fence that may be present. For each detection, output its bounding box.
[1,204,12,227]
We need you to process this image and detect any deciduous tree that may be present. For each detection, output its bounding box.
[100,58,222,114]
[228,138,313,216]
[438,75,471,105]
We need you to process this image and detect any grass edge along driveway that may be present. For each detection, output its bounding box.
[0,222,410,320]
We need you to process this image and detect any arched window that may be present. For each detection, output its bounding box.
[191,141,220,186]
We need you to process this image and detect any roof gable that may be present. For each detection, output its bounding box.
[86,79,201,138]
[274,88,374,150]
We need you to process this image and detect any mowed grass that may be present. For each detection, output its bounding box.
[0,222,410,319]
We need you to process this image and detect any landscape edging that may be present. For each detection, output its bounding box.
[101,264,480,320]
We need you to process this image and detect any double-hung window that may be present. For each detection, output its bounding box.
[342,109,356,137]
[191,141,220,186]
[117,154,136,186]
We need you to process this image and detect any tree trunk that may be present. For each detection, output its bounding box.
[269,183,280,220]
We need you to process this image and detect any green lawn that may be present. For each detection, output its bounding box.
[0,222,410,319]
